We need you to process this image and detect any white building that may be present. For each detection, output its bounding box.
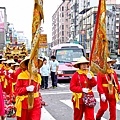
[69,0,79,41]
[52,0,70,46]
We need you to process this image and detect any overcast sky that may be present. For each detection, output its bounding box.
[0,0,62,43]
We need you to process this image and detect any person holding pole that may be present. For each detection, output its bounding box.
[15,56,43,120]
[96,57,120,120]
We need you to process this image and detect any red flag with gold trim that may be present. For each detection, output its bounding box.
[90,0,109,73]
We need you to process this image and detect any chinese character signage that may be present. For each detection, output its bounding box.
[39,34,47,48]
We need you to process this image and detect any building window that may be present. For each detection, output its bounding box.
[62,25,64,30]
[116,20,119,23]
[116,26,119,29]
[62,37,64,42]
[116,14,119,18]
[62,13,64,17]
[116,32,119,35]
[62,6,64,11]
[62,31,64,36]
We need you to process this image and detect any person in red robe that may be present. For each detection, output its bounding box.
[70,56,97,120]
[96,57,120,120]
[0,58,6,90]
[9,63,20,93]
[15,56,43,120]
[0,82,5,120]
[3,60,16,95]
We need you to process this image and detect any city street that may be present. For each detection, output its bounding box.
[6,79,120,120]
[0,0,120,120]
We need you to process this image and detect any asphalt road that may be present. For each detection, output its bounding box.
[6,79,120,120]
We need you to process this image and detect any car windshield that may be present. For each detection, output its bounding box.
[56,49,83,63]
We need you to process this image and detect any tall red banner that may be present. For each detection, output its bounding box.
[90,0,109,73]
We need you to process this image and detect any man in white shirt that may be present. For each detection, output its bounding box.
[40,58,50,89]
[50,55,59,88]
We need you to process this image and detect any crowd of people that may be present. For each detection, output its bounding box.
[0,54,120,120]
[0,55,59,120]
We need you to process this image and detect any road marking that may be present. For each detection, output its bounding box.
[41,107,56,120]
[41,91,72,95]
[60,100,73,108]
[60,99,107,120]
[57,83,67,88]
[41,90,98,95]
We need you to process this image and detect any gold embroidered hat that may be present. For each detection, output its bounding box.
[20,56,43,70]
[107,57,116,64]
[73,56,89,68]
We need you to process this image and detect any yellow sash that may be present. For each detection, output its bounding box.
[15,92,39,117]
[4,78,8,88]
[102,84,119,102]
[0,76,4,82]
[12,82,16,93]
[72,93,82,109]
[72,90,92,109]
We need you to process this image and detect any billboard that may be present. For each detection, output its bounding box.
[39,34,47,48]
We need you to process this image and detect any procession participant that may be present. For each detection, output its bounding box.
[0,82,5,120]
[4,59,15,95]
[9,63,20,94]
[10,63,20,82]
[96,57,120,120]
[70,56,97,120]
[0,58,6,89]
[15,56,43,120]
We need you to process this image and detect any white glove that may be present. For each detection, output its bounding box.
[82,88,89,93]
[86,72,92,79]
[101,94,106,102]
[26,85,35,92]
[8,69,14,73]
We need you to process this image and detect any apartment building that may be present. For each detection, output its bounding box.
[52,0,70,47]
[69,0,79,41]
[115,4,120,43]
[78,7,116,56]
[69,0,99,42]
